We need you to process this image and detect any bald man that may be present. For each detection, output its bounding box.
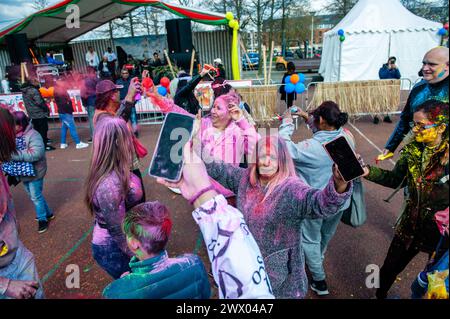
[383,47,449,154]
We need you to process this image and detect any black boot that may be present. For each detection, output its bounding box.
[373,116,380,124]
[383,115,392,123]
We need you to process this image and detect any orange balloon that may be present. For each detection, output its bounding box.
[39,86,54,98]
[290,74,299,84]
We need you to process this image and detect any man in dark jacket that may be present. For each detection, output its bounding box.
[20,78,55,151]
[379,57,401,80]
[381,47,449,158]
[279,62,297,108]
[374,57,402,124]
[81,67,99,141]
[54,78,89,150]
[116,69,139,135]
[98,56,113,80]
[102,201,210,299]
[174,67,210,115]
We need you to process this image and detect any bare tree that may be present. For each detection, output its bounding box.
[129,12,135,38]
[401,0,448,22]
[325,0,357,19]
[248,0,272,74]
[267,0,279,51]
[205,0,251,29]
[134,6,165,36]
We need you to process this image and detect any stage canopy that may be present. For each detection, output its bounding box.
[0,0,228,43]
[0,0,241,79]
[319,0,442,85]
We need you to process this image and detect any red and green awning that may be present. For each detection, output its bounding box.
[0,0,241,79]
[115,0,228,25]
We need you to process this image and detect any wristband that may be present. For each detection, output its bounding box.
[188,185,215,206]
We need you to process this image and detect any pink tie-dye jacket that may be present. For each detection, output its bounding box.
[156,97,259,197]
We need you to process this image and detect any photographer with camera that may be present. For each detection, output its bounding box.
[374,57,401,124]
[379,56,401,80]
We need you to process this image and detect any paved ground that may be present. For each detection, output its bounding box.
[10,112,428,299]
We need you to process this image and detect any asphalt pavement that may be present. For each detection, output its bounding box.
[9,113,427,299]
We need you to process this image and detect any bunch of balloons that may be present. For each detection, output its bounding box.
[157,76,171,97]
[337,29,345,42]
[226,12,240,30]
[438,26,448,36]
[284,73,306,94]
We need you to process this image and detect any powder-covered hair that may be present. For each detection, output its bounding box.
[0,107,16,162]
[13,111,30,131]
[214,91,241,109]
[85,116,133,214]
[123,201,172,255]
[415,99,449,138]
[249,135,297,201]
[211,77,233,98]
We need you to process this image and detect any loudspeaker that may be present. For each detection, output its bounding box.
[5,33,31,65]
[165,19,193,54]
[177,19,193,53]
[116,46,128,70]
[63,46,74,62]
[166,19,180,53]
[169,52,191,70]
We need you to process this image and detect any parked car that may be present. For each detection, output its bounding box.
[242,52,259,70]
[275,56,321,73]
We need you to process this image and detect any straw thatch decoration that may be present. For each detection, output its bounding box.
[238,86,279,124]
[308,79,401,115]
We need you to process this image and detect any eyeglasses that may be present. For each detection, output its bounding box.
[410,122,438,132]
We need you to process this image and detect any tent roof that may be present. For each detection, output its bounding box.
[0,0,228,44]
[325,0,441,37]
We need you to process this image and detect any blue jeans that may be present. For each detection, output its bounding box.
[301,211,343,281]
[59,113,81,144]
[23,178,53,222]
[92,241,131,279]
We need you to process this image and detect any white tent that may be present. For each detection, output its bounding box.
[319,0,442,86]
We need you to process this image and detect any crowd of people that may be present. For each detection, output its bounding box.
[0,46,448,300]
[84,46,168,82]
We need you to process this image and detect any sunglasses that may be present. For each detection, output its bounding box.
[410,122,438,131]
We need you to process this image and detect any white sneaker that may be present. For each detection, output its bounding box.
[60,143,68,149]
[75,142,89,149]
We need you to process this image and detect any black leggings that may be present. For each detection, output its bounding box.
[32,118,49,145]
[132,169,146,203]
[376,235,446,299]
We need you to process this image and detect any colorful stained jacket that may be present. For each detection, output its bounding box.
[92,172,144,256]
[366,140,449,253]
[102,251,210,299]
[205,161,352,298]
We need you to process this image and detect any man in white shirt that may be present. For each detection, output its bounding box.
[103,47,117,80]
[85,46,99,68]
